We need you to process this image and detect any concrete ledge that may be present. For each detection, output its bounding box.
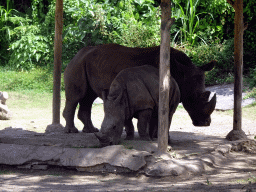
[0,127,100,148]
[0,128,240,177]
[0,144,151,172]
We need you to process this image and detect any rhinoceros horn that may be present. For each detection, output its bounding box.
[202,93,216,115]
[200,91,211,102]
[102,89,109,101]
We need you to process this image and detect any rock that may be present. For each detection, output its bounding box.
[0,91,12,120]
[0,91,8,105]
[0,144,151,173]
[145,158,204,177]
[231,139,256,154]
[215,144,232,155]
[226,130,248,141]
[0,110,12,120]
[45,124,65,134]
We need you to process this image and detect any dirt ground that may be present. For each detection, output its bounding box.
[1,152,256,192]
[1,107,256,191]
[0,158,256,192]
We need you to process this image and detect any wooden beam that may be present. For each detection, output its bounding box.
[52,0,63,124]
[226,0,247,140]
[158,0,172,154]
[233,0,243,132]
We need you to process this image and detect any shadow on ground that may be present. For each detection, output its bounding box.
[1,128,256,191]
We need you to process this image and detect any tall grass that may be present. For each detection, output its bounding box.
[172,0,213,45]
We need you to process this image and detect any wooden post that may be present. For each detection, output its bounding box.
[52,0,63,124]
[45,0,64,133]
[226,0,247,140]
[158,0,173,154]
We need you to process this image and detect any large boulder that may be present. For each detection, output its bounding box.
[0,91,12,120]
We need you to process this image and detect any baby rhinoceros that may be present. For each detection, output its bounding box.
[94,65,180,146]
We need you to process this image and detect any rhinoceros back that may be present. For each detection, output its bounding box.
[110,65,160,113]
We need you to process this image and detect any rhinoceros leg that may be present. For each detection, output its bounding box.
[124,119,135,140]
[63,100,79,133]
[78,90,99,133]
[149,114,158,139]
[167,87,180,144]
[137,108,153,141]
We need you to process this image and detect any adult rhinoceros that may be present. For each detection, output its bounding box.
[63,44,216,134]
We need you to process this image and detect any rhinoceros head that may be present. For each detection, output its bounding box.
[174,60,217,126]
[95,84,129,145]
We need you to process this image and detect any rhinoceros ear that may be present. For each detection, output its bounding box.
[199,60,216,71]
[102,89,109,101]
[108,82,122,101]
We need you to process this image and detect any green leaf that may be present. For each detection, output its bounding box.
[35,53,41,62]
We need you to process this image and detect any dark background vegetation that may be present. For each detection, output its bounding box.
[0,0,255,93]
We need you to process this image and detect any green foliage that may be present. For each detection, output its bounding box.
[185,39,235,85]
[0,0,159,70]
[206,178,212,185]
[63,0,160,50]
[107,0,160,47]
[0,0,19,65]
[245,88,256,100]
[8,25,51,70]
[62,0,108,63]
[197,0,233,43]
[243,0,256,72]
[171,0,213,45]
[0,3,13,42]
[0,0,55,70]
[60,0,161,67]
[111,0,160,46]
[246,67,256,89]
[31,0,48,23]
[1,0,255,79]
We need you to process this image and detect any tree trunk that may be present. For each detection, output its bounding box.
[226,0,247,140]
[158,0,172,154]
[52,0,63,125]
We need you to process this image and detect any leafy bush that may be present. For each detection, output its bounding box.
[1,0,255,77]
[197,0,233,43]
[183,39,235,85]
[61,0,161,67]
[0,1,24,66]
[62,0,108,64]
[246,67,256,89]
[8,25,51,70]
[1,0,55,70]
[107,0,160,47]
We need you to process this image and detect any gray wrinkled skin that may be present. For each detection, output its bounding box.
[95,65,180,146]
